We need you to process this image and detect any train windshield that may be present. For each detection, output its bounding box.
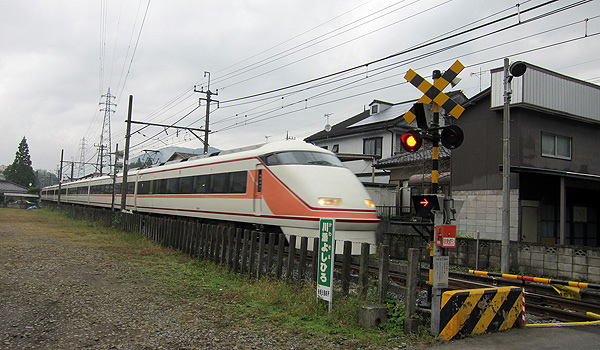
[261,151,344,167]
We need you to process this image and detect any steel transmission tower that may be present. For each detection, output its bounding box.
[96,88,116,174]
[77,137,86,177]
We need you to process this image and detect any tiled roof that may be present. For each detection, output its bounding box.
[375,147,451,168]
[0,179,28,194]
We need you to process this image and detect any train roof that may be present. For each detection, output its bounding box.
[43,140,329,190]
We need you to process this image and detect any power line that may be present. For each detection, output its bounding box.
[102,0,596,158]
[115,0,152,104]
[213,29,599,134]
[208,1,585,131]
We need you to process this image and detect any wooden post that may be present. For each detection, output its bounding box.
[359,243,370,298]
[378,245,390,303]
[227,227,235,268]
[286,235,296,280]
[299,237,308,281]
[342,240,352,295]
[266,233,276,276]
[233,228,242,273]
[220,227,228,265]
[257,232,266,278]
[276,233,285,278]
[241,229,250,275]
[248,231,257,276]
[200,224,208,259]
[405,248,420,333]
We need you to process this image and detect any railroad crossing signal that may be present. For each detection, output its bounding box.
[403,60,465,124]
[401,130,423,152]
[440,124,464,149]
[412,195,443,218]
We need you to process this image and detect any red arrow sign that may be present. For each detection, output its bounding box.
[420,199,429,206]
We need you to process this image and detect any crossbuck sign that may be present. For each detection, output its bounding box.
[317,218,335,311]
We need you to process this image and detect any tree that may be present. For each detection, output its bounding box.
[3,136,36,188]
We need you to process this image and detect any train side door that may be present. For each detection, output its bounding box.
[253,165,263,215]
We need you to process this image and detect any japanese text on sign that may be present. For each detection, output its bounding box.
[317,219,335,304]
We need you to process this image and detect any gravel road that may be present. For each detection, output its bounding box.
[0,209,406,349]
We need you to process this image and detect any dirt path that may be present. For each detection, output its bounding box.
[0,209,373,349]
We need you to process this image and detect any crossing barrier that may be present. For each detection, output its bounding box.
[439,286,523,341]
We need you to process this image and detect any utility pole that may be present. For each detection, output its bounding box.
[501,58,526,274]
[502,58,511,275]
[121,95,133,212]
[111,144,119,211]
[194,72,218,154]
[58,149,64,205]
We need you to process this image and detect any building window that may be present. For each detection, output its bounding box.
[542,133,571,160]
[371,104,379,114]
[363,137,382,157]
[332,144,339,153]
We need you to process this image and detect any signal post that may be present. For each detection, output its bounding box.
[401,61,465,336]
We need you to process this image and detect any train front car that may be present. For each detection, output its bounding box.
[255,141,379,253]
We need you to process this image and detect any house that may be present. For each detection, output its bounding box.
[0,173,33,207]
[0,173,28,195]
[445,62,600,246]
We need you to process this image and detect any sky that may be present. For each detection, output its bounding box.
[1,0,599,176]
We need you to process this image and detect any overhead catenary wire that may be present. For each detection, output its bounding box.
[104,0,597,161]
[116,0,536,144]
[212,29,600,134]
[208,2,594,133]
[216,0,563,107]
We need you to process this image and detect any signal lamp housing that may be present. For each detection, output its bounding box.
[401,130,423,152]
[440,125,464,149]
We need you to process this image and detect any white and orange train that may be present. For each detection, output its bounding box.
[41,141,379,251]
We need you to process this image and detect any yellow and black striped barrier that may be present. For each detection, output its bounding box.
[469,269,600,289]
[439,286,523,341]
[469,270,600,300]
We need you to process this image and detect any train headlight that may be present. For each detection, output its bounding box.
[318,197,343,206]
[364,199,376,208]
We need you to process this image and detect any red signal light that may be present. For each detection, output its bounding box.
[401,130,422,152]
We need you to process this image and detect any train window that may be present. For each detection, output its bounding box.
[229,171,247,194]
[261,151,343,167]
[210,173,230,193]
[127,182,135,194]
[152,179,167,194]
[179,176,193,193]
[138,181,150,195]
[166,178,180,194]
[114,183,121,195]
[264,153,281,165]
[193,175,209,194]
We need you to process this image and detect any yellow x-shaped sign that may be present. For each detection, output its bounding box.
[403,60,465,123]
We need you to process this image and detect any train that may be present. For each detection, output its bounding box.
[41,140,379,252]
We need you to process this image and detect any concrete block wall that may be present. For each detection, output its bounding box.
[452,189,519,241]
[384,232,600,283]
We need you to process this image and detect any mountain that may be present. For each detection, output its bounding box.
[129,146,220,168]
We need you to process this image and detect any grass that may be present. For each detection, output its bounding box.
[13,207,434,347]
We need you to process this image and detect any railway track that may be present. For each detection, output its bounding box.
[447,270,600,323]
[342,256,600,324]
